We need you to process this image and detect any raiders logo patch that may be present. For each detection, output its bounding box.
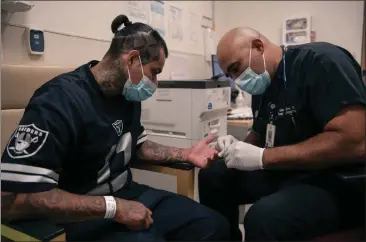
[7,124,49,159]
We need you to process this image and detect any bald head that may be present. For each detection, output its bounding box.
[218,27,263,48]
[217,27,267,62]
[216,27,281,83]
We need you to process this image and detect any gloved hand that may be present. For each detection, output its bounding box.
[221,141,264,171]
[216,135,238,155]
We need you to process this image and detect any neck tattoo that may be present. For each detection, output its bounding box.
[92,59,125,97]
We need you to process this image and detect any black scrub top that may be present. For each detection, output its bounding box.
[251,42,366,150]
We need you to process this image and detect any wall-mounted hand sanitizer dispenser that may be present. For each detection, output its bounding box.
[26,27,45,55]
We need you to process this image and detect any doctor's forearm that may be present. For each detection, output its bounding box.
[138,140,190,163]
[262,131,365,169]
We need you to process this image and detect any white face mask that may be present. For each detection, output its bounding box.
[122,55,157,102]
[234,44,271,95]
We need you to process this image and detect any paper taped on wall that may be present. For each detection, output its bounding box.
[150,0,165,37]
[128,1,149,24]
[169,5,183,41]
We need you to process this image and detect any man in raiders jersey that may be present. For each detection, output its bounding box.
[1,15,230,241]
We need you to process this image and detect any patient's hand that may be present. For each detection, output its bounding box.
[187,134,219,168]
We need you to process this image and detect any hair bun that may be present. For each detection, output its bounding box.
[111,14,133,34]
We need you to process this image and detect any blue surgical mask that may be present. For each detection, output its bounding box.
[235,45,270,95]
[123,55,157,102]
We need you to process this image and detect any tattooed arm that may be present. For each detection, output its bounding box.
[2,189,153,230]
[1,189,106,223]
[137,140,191,163]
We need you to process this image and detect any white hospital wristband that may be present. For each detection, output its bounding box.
[103,196,117,219]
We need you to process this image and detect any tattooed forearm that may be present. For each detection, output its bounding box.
[2,192,17,211]
[138,140,190,163]
[1,189,106,223]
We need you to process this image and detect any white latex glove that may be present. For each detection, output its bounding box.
[222,141,265,171]
[216,135,238,155]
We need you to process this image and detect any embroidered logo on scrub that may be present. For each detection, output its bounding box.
[112,120,123,136]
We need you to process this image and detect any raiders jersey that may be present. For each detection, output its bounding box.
[1,61,147,195]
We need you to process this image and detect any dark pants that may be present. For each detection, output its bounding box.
[65,182,230,241]
[198,161,365,241]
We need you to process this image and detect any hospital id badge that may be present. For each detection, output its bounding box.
[265,123,276,148]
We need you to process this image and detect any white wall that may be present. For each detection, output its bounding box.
[214,1,364,64]
[1,1,213,79]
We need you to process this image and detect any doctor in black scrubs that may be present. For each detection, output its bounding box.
[199,27,366,241]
